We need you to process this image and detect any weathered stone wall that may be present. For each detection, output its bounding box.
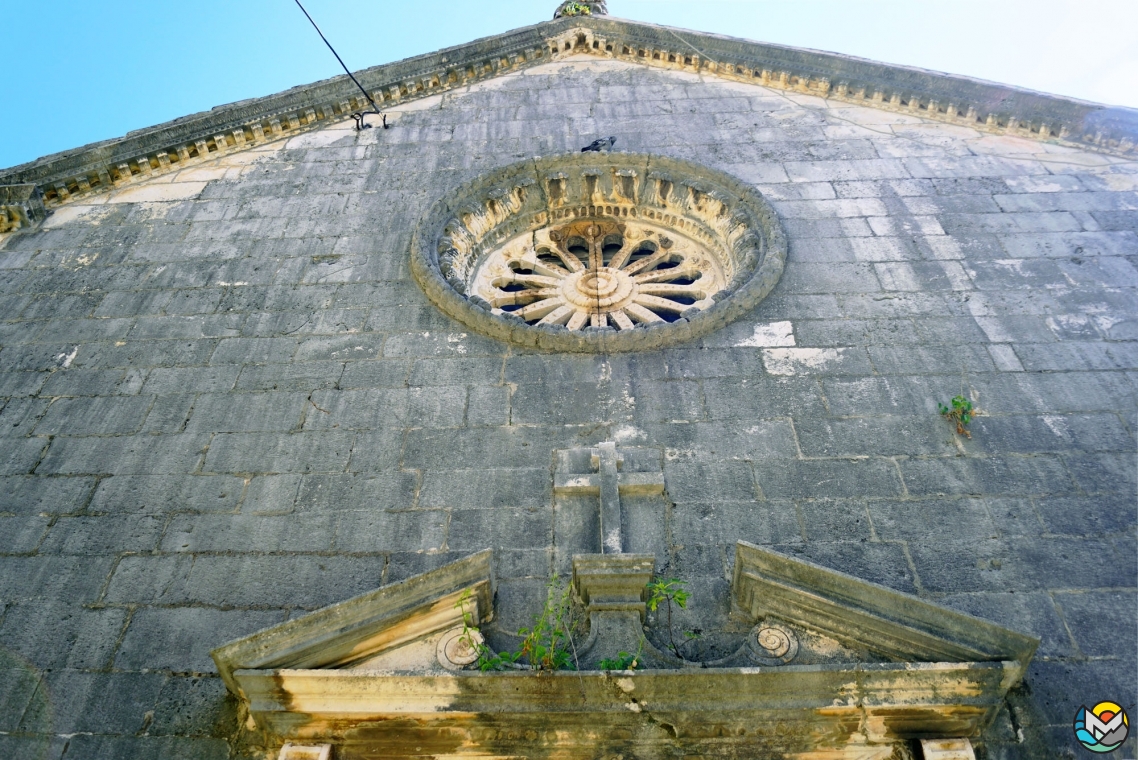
[0,56,1135,758]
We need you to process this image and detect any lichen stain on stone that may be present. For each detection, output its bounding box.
[869,668,987,701]
[251,697,913,759]
[867,706,986,744]
[319,718,471,759]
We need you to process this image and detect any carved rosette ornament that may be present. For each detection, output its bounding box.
[436,626,484,671]
[411,154,787,352]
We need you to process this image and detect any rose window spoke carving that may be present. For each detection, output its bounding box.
[411,153,786,352]
[473,218,727,330]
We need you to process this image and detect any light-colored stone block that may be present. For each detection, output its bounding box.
[734,321,796,347]
[919,738,975,760]
[279,745,331,760]
[106,181,207,204]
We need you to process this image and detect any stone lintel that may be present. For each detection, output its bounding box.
[233,664,1011,753]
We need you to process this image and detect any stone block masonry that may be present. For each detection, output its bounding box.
[0,55,1135,759]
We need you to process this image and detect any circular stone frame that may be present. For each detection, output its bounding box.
[410,153,787,352]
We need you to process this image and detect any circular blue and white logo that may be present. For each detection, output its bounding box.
[1074,701,1129,753]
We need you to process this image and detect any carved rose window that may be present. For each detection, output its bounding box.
[470,218,728,330]
[411,154,786,352]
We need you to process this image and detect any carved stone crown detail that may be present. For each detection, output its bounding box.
[554,1,607,18]
[411,154,786,352]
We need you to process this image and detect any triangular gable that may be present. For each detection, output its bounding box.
[732,541,1038,683]
[3,14,1134,214]
[211,549,493,694]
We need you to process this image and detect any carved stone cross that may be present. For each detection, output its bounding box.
[554,441,664,554]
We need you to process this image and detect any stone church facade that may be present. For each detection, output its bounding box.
[0,6,1135,760]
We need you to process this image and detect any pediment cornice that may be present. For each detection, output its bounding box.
[2,14,1135,217]
[211,549,494,695]
[732,541,1038,685]
[212,544,1037,758]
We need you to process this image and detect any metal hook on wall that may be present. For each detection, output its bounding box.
[350,113,389,132]
[293,0,389,133]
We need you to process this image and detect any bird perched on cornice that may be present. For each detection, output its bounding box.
[582,136,617,153]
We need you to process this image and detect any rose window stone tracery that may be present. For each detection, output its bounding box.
[472,218,728,330]
[411,153,786,352]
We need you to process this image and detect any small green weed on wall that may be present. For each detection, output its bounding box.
[560,2,593,16]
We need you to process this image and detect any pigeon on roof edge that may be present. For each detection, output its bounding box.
[582,136,617,153]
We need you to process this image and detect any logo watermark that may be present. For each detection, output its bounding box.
[1074,701,1130,753]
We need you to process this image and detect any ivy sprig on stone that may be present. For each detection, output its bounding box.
[939,395,976,438]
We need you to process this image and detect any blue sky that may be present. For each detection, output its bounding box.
[4,0,1136,171]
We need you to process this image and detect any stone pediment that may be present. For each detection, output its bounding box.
[732,541,1037,683]
[213,544,1037,760]
[211,549,495,695]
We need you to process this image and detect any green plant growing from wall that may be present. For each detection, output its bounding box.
[939,395,975,438]
[517,577,578,671]
[560,2,593,16]
[456,588,526,671]
[599,638,644,672]
[456,578,579,672]
[646,578,691,659]
[455,588,509,670]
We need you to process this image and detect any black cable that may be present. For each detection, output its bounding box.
[292,0,386,130]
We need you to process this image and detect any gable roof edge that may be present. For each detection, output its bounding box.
[3,15,1134,212]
